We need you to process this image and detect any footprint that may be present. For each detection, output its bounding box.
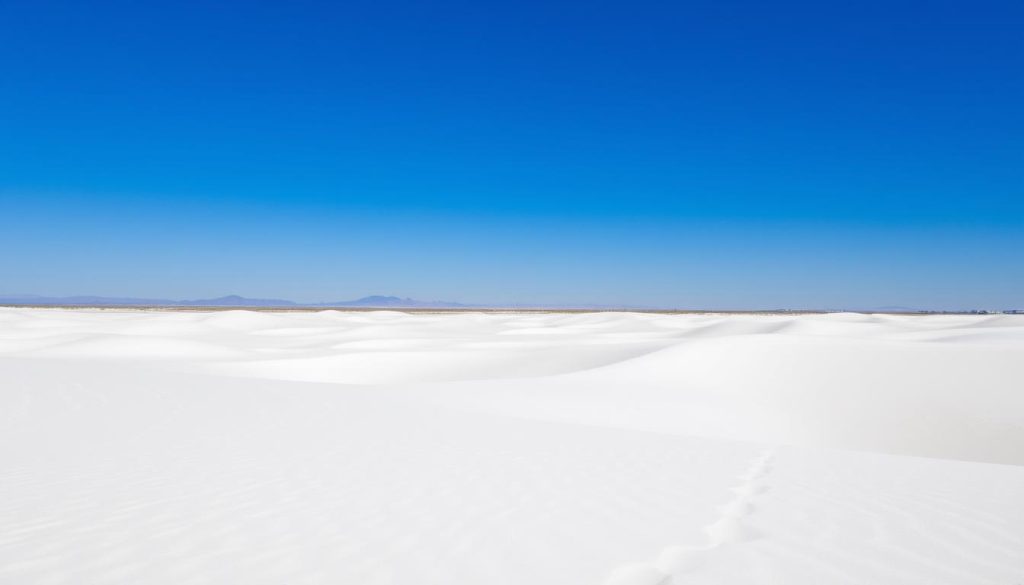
[718,498,755,518]
[602,563,671,585]
[705,515,761,545]
[730,484,770,499]
[654,545,703,574]
[601,449,776,584]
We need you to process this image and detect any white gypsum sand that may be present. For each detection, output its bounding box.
[0,308,1022,584]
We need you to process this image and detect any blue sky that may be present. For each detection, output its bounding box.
[2,0,1021,309]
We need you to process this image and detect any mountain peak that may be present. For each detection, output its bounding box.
[321,295,467,308]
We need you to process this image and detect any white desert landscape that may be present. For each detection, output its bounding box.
[1,307,1023,585]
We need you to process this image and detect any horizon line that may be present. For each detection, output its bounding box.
[1,293,1020,315]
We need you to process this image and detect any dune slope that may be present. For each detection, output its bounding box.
[0,308,1022,584]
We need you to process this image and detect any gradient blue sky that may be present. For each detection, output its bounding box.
[2,0,1021,309]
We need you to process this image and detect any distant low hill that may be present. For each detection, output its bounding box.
[314,295,472,308]
[0,294,471,309]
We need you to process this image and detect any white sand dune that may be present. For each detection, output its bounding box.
[1,308,1022,584]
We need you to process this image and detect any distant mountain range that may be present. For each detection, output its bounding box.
[0,294,472,309]
[4,295,1013,313]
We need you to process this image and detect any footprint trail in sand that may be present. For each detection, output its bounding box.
[604,449,777,585]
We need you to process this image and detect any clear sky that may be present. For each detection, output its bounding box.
[2,0,1021,309]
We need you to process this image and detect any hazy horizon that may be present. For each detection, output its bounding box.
[0,291,1018,312]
